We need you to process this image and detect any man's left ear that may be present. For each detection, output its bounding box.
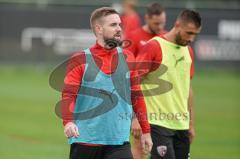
[175,20,181,28]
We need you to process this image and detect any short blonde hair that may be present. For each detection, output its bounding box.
[90,7,119,33]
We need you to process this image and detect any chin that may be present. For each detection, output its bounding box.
[183,42,190,46]
[114,37,122,41]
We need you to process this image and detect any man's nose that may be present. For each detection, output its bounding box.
[189,35,195,43]
[116,25,122,31]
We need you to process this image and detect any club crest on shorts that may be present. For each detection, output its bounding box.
[157,145,167,157]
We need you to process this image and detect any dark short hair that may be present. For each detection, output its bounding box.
[177,9,202,28]
[146,3,165,17]
[90,7,119,30]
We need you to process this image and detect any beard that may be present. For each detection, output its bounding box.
[149,25,160,35]
[175,32,190,46]
[103,32,122,50]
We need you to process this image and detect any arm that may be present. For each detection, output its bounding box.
[62,52,85,137]
[130,39,162,138]
[124,50,150,134]
[188,84,195,144]
[131,78,153,154]
[126,39,162,138]
[188,46,195,143]
[124,50,153,153]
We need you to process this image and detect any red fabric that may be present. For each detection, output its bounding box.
[125,27,167,57]
[136,36,194,79]
[62,43,150,135]
[76,143,104,147]
[188,46,195,79]
[121,13,141,39]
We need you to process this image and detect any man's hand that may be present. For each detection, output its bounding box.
[189,125,195,144]
[64,122,79,138]
[141,133,153,154]
[131,118,142,139]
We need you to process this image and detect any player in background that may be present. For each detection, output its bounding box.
[126,3,167,57]
[121,0,141,39]
[137,9,202,159]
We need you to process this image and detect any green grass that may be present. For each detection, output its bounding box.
[191,68,240,159]
[0,65,239,159]
[0,66,68,159]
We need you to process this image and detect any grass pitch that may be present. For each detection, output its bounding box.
[0,65,239,159]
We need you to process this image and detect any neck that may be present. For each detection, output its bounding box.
[97,38,105,48]
[163,28,177,44]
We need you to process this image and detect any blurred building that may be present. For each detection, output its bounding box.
[0,0,239,67]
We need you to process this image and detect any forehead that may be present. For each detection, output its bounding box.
[149,12,166,21]
[101,14,121,24]
[182,22,201,32]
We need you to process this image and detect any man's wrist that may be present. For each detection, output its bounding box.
[63,120,73,126]
[142,128,150,134]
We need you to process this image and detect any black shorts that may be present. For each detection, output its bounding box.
[150,124,190,159]
[70,142,133,159]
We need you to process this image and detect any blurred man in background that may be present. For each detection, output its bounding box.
[136,9,202,159]
[126,3,167,159]
[121,0,141,38]
[61,7,152,159]
[126,3,167,57]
